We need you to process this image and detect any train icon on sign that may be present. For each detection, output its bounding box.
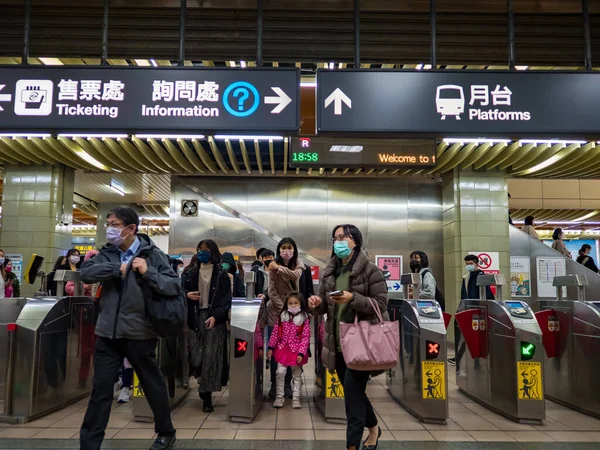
[436,85,464,120]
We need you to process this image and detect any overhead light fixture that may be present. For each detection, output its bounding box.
[240,61,247,68]
[415,63,424,70]
[329,62,334,70]
[520,139,586,146]
[515,65,528,70]
[300,81,317,88]
[443,138,512,144]
[150,59,158,67]
[134,59,151,67]
[423,64,432,70]
[0,133,51,138]
[573,211,599,222]
[338,62,343,69]
[134,134,205,140]
[73,204,78,209]
[229,61,236,67]
[109,180,125,196]
[58,133,129,139]
[213,135,285,141]
[39,57,63,65]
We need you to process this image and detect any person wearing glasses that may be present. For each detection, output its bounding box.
[309,224,388,450]
[79,207,179,450]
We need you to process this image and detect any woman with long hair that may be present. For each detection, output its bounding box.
[265,237,305,399]
[181,239,232,412]
[552,228,571,258]
[521,216,539,240]
[576,244,599,273]
[2,258,20,298]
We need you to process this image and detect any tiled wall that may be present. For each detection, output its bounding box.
[442,169,510,340]
[1,164,74,296]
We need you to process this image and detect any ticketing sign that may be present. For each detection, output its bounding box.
[0,66,300,132]
[317,70,600,136]
[289,137,436,168]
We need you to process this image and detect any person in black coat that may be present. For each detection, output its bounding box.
[576,244,599,273]
[299,264,315,300]
[461,254,494,300]
[181,240,232,412]
[221,252,245,297]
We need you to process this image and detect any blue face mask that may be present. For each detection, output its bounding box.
[222,262,231,271]
[466,264,476,273]
[334,241,352,259]
[197,250,211,264]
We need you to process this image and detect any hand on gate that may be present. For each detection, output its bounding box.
[267,349,273,361]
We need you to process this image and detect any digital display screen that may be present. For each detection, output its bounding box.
[417,301,435,307]
[505,301,524,308]
[290,138,436,168]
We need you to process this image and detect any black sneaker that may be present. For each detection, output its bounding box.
[448,358,456,365]
[203,395,214,413]
[268,383,276,400]
[150,434,176,450]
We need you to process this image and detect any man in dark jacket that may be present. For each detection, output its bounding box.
[299,264,315,300]
[450,254,494,366]
[250,248,269,297]
[79,207,178,450]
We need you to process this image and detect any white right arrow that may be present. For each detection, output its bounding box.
[265,87,292,114]
[324,88,351,115]
[0,84,12,112]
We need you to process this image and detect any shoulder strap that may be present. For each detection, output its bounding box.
[583,257,590,265]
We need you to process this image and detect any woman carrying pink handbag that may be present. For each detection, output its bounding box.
[309,224,391,450]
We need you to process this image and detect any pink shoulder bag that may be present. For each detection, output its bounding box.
[339,297,399,371]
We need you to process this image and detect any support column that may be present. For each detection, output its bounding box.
[1,164,74,296]
[94,203,137,247]
[442,168,510,341]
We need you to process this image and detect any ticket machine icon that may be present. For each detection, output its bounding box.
[436,85,464,120]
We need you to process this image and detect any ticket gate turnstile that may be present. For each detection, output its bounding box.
[455,274,545,424]
[228,297,263,423]
[314,314,346,424]
[387,273,449,424]
[131,334,190,422]
[1,296,96,424]
[532,275,600,418]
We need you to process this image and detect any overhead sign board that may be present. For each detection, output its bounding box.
[0,66,300,132]
[317,70,600,136]
[290,137,436,168]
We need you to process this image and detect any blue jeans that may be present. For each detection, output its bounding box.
[266,325,292,389]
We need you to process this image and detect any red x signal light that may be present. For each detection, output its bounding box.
[234,338,248,358]
[426,340,440,360]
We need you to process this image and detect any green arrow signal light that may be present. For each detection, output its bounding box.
[520,342,536,361]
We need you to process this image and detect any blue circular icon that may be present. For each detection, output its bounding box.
[223,81,260,117]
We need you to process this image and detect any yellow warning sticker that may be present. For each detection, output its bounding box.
[326,370,345,398]
[133,372,144,398]
[517,361,543,400]
[422,361,446,400]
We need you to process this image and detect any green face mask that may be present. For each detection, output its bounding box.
[222,262,231,271]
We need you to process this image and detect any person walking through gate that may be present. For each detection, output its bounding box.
[79,207,178,450]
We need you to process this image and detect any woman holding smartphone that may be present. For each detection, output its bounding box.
[182,239,232,412]
[309,224,388,450]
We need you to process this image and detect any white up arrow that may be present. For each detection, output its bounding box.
[0,85,12,112]
[324,88,351,115]
[265,87,292,114]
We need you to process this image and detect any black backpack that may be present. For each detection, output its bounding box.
[421,269,445,312]
[137,249,187,337]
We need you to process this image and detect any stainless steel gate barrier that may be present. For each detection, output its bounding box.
[455,274,545,424]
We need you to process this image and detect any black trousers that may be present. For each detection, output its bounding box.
[80,337,176,450]
[336,353,378,449]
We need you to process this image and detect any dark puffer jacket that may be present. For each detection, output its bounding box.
[312,249,389,371]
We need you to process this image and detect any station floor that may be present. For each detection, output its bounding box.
[1,359,600,449]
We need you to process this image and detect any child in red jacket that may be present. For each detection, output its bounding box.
[267,292,310,409]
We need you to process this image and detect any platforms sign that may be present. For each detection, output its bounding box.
[317,70,600,135]
[0,67,300,132]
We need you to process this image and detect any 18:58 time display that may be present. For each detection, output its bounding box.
[291,152,319,163]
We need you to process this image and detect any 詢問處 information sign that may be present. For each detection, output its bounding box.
[317,69,600,136]
[0,66,299,132]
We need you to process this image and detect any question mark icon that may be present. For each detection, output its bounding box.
[233,87,250,112]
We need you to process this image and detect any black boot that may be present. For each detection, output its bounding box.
[202,392,214,413]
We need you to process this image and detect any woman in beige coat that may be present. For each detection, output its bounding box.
[551,227,572,258]
[521,215,540,240]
